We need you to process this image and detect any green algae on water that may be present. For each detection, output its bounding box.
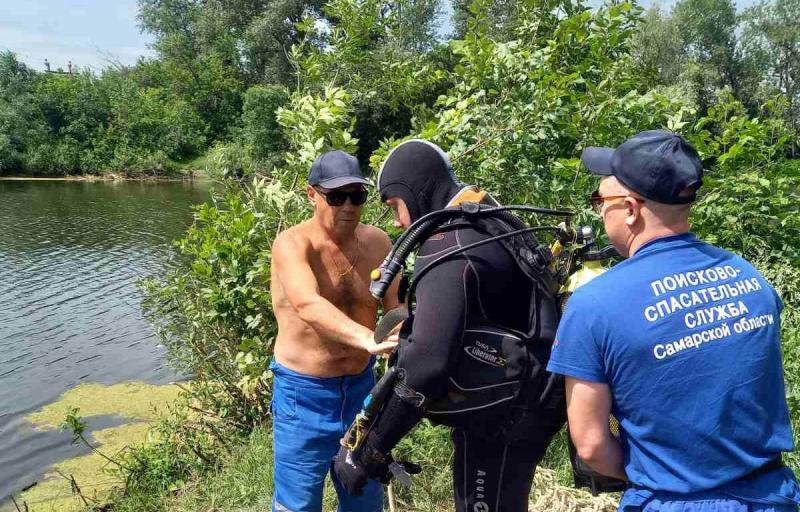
[26,382,182,429]
[16,382,181,511]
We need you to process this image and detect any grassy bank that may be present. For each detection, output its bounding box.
[111,424,618,512]
[0,152,210,180]
[101,413,800,512]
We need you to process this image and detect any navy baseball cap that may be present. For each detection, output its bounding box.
[309,150,371,189]
[581,130,703,204]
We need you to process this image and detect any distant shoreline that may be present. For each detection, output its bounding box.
[0,172,208,182]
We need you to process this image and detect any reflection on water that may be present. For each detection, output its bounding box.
[0,180,211,502]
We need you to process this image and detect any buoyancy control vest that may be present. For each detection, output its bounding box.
[392,188,565,440]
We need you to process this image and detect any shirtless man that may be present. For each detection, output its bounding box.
[269,150,399,512]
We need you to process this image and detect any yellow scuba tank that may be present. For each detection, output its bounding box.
[563,260,607,293]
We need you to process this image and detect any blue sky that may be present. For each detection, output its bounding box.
[0,0,154,72]
[2,0,757,73]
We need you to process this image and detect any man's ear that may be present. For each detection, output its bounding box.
[307,186,316,205]
[624,197,641,226]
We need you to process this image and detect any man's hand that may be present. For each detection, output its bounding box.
[387,321,403,339]
[368,307,408,356]
[367,333,399,356]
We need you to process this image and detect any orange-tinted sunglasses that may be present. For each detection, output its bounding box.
[589,189,646,212]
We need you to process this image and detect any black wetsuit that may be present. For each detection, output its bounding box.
[364,205,565,512]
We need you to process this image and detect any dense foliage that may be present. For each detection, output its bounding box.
[9,0,796,509]
[0,0,446,176]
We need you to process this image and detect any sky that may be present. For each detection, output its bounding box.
[2,0,759,74]
[0,0,154,72]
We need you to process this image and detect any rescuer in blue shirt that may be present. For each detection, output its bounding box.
[546,130,800,511]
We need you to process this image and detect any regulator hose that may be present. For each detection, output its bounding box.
[405,226,564,309]
[369,203,572,300]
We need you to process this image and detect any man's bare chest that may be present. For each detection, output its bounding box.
[309,255,375,311]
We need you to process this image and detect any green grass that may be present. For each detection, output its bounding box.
[166,427,276,512]
[108,420,608,512]
[116,426,344,512]
[146,423,455,512]
[104,391,800,512]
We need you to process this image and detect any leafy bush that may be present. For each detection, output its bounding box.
[109,147,178,177]
[104,85,207,163]
[688,93,799,264]
[142,180,305,426]
[367,0,692,213]
[689,91,791,173]
[277,86,360,179]
[204,142,256,179]
[22,138,82,176]
[692,161,800,263]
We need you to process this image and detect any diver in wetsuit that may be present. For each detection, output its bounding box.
[331,140,566,512]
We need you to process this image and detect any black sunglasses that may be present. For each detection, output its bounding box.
[314,186,369,207]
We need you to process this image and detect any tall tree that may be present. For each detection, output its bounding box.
[385,0,443,52]
[630,6,686,89]
[0,52,39,172]
[673,0,745,98]
[451,0,584,41]
[293,0,451,163]
[742,0,800,155]
[138,0,326,85]
[137,0,326,139]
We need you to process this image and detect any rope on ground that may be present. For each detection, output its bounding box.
[388,482,396,512]
[529,468,619,512]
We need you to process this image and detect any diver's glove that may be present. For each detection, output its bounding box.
[332,443,389,495]
[332,444,421,495]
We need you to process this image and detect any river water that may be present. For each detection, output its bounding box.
[0,180,211,503]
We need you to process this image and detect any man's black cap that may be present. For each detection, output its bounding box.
[309,150,372,189]
[581,130,703,204]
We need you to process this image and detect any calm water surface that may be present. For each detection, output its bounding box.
[0,180,211,502]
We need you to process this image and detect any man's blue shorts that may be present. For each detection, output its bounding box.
[270,359,383,512]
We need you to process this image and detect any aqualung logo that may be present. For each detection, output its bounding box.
[464,339,506,368]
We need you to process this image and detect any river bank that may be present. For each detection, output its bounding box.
[0,153,213,181]
[0,171,206,181]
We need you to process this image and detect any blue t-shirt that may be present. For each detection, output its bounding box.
[547,233,799,504]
